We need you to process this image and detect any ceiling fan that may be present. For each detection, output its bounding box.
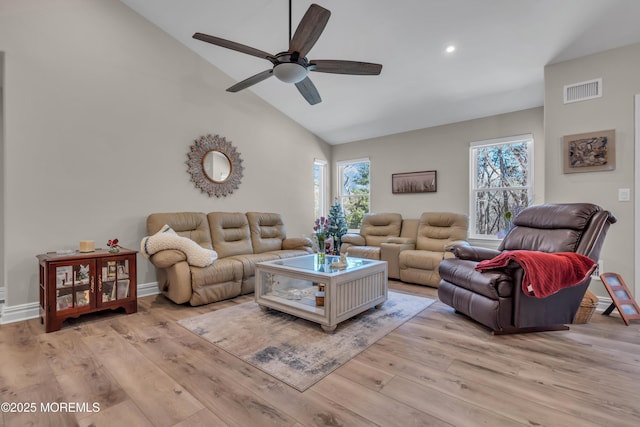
[193,2,383,105]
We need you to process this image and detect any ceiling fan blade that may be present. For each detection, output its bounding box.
[310,60,382,75]
[289,4,331,58]
[226,69,274,92]
[193,32,276,63]
[295,77,322,105]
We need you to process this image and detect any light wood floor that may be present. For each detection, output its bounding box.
[1,281,640,427]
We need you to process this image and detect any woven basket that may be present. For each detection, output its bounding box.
[573,290,599,324]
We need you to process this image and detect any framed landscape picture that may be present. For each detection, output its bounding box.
[563,129,615,173]
[392,170,437,194]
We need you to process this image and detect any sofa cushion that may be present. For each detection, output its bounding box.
[361,213,402,246]
[247,212,287,253]
[189,258,244,306]
[208,212,253,258]
[416,212,468,252]
[399,249,445,270]
[190,258,243,290]
[147,212,213,250]
[228,252,281,280]
[346,246,381,260]
[272,250,312,259]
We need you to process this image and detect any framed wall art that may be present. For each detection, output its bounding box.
[563,129,615,174]
[392,170,437,194]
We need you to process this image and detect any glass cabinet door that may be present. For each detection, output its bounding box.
[100,258,130,304]
[55,261,93,311]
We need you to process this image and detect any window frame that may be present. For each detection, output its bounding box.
[314,159,328,219]
[469,134,534,240]
[336,157,371,232]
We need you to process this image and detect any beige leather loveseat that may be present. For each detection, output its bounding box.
[146,212,312,305]
[341,212,468,287]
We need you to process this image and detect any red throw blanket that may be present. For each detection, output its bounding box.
[475,250,596,298]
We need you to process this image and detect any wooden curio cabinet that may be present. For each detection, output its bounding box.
[37,248,137,332]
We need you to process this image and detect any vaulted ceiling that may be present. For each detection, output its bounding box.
[121,0,640,144]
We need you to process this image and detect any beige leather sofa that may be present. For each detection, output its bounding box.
[341,213,403,259]
[341,212,468,287]
[146,212,313,305]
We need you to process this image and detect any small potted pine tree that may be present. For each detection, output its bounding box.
[328,199,348,255]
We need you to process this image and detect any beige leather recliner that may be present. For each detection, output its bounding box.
[340,213,403,259]
[146,211,312,306]
[398,212,469,287]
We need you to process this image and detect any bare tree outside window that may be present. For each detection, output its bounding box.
[338,159,370,230]
[470,135,533,238]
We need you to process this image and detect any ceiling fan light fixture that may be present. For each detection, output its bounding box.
[273,62,308,83]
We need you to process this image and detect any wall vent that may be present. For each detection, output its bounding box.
[564,78,602,104]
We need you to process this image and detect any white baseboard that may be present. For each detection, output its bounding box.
[0,300,40,325]
[596,296,613,312]
[137,281,161,298]
[0,282,161,325]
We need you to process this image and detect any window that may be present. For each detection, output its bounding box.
[314,159,328,219]
[470,134,533,239]
[337,158,370,231]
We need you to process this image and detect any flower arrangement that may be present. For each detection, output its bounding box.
[107,238,121,253]
[313,216,330,254]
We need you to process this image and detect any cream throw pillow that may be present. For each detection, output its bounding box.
[141,224,217,267]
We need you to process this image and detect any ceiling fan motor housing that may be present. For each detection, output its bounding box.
[273,53,309,83]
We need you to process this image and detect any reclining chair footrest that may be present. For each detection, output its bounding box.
[492,324,570,335]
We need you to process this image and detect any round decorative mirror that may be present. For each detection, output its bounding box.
[186,134,244,197]
[203,151,231,182]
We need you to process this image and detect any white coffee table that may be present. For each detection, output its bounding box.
[255,254,388,332]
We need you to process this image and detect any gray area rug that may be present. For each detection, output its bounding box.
[178,291,435,391]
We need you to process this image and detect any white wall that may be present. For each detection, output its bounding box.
[331,107,545,220]
[1,53,4,304]
[0,0,330,309]
[544,43,640,297]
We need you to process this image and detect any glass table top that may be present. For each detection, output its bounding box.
[265,254,377,274]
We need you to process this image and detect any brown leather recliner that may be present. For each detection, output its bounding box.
[438,203,616,334]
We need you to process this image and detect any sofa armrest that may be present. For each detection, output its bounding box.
[149,249,187,269]
[380,242,415,280]
[451,244,501,261]
[380,242,416,259]
[444,240,470,252]
[283,237,314,251]
[341,233,366,246]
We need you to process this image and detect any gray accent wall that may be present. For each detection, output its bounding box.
[331,107,545,221]
[545,43,640,298]
[0,0,330,308]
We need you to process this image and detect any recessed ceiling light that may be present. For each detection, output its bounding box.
[445,45,456,54]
